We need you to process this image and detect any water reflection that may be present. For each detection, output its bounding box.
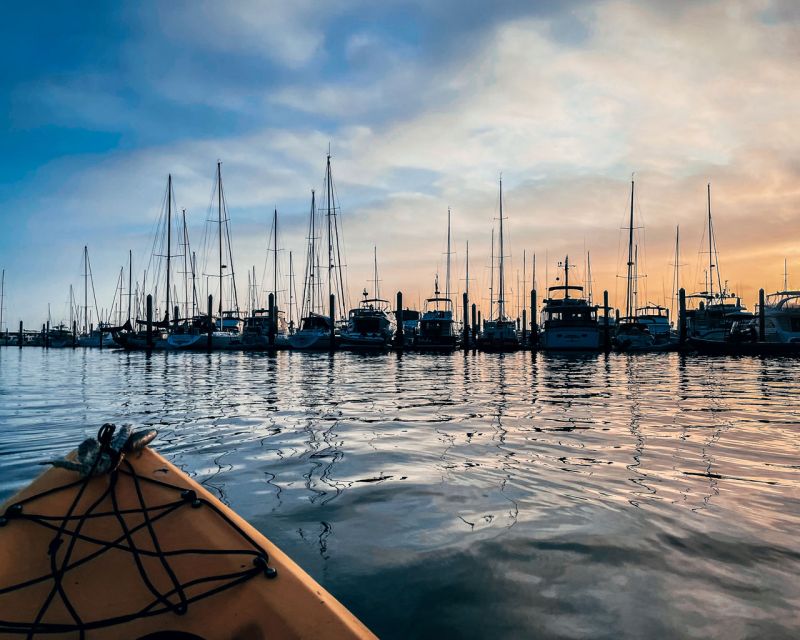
[0,348,799,638]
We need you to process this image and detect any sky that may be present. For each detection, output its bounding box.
[1,0,799,329]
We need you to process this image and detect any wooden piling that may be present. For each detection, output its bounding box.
[530,289,538,348]
[471,304,477,347]
[44,322,49,348]
[329,294,336,351]
[146,294,153,350]
[395,292,404,348]
[207,295,213,352]
[268,293,276,348]
[522,309,527,348]
[462,292,469,349]
[759,288,766,341]
[603,290,610,351]
[18,320,22,348]
[72,321,77,348]
[679,288,687,345]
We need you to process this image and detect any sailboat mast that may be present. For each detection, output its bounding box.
[181,209,189,322]
[288,251,295,329]
[218,161,223,317]
[273,208,278,311]
[127,250,132,324]
[166,174,172,326]
[489,228,495,320]
[564,255,570,298]
[326,152,333,311]
[0,269,4,334]
[671,226,680,322]
[707,183,714,300]
[587,251,593,304]
[84,246,88,334]
[465,241,470,300]
[446,208,451,302]
[625,179,634,318]
[498,177,505,320]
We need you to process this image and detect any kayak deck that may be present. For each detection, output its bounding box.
[0,447,375,639]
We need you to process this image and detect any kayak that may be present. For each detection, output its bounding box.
[0,426,375,639]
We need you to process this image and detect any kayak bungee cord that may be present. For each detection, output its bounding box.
[0,424,278,638]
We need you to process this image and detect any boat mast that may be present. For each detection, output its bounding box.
[446,207,451,302]
[166,174,172,327]
[498,177,505,321]
[564,255,570,299]
[326,152,334,314]
[707,183,714,300]
[218,161,223,317]
[625,178,634,319]
[127,250,132,324]
[465,241,470,300]
[784,258,788,292]
[84,246,88,334]
[0,269,4,334]
[489,228,495,320]
[587,251,593,305]
[634,245,639,312]
[181,209,189,322]
[273,208,278,313]
[671,226,680,323]
[288,251,295,330]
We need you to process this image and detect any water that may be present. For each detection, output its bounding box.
[1,347,799,638]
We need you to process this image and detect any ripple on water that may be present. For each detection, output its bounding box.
[1,347,799,638]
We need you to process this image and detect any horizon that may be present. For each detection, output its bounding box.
[2,1,799,328]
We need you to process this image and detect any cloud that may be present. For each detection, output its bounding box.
[2,0,799,326]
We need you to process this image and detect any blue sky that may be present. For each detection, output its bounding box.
[1,1,799,327]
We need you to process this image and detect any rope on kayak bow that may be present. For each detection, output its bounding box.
[0,423,278,638]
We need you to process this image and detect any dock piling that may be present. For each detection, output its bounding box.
[146,295,153,350]
[329,294,336,351]
[395,292,404,348]
[462,292,469,349]
[18,321,22,348]
[72,321,77,348]
[522,309,527,348]
[268,293,276,348]
[530,289,538,349]
[679,288,687,345]
[44,322,49,349]
[207,295,213,351]
[603,290,610,351]
[759,288,766,341]
[471,304,477,348]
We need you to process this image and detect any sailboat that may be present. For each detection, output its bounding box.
[242,209,290,350]
[539,256,602,350]
[290,152,349,350]
[762,261,800,344]
[76,247,114,348]
[414,209,459,351]
[686,184,749,342]
[477,178,519,351]
[340,248,395,349]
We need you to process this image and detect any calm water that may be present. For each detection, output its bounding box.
[1,347,799,638]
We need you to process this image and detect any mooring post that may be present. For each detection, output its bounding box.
[395,292,404,348]
[679,288,687,346]
[603,290,610,351]
[72,321,77,348]
[471,304,477,348]
[478,310,482,333]
[522,309,527,348]
[268,292,276,348]
[146,294,153,350]
[530,289,538,349]
[759,288,766,341]
[329,294,336,351]
[45,321,49,348]
[173,305,180,330]
[18,321,23,348]
[462,292,469,349]
[207,295,213,351]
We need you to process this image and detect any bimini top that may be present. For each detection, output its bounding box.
[548,285,584,294]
